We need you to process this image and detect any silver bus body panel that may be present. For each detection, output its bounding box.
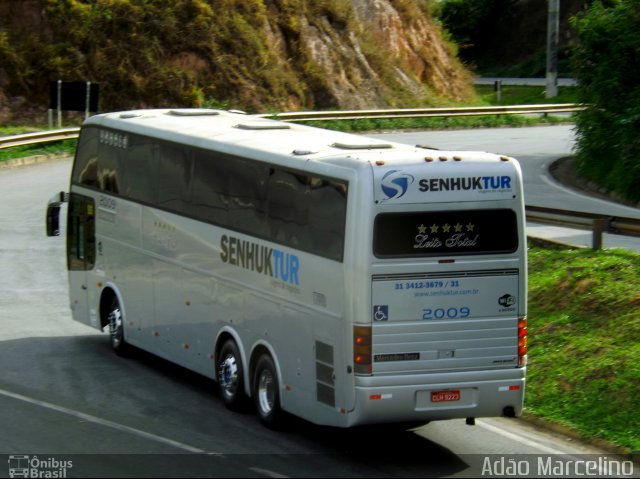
[347,368,526,427]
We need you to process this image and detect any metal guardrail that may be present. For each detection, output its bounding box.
[474,77,578,87]
[0,128,80,149]
[261,103,584,122]
[0,103,583,150]
[526,205,640,249]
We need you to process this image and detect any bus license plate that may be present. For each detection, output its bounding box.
[431,390,460,403]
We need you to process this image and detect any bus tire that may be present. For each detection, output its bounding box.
[253,354,283,428]
[107,296,129,356]
[217,340,248,411]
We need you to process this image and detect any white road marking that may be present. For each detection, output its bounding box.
[0,387,215,454]
[477,420,569,455]
[249,467,290,478]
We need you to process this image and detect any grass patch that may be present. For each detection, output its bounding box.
[289,84,579,132]
[298,113,569,133]
[0,126,42,136]
[475,85,580,106]
[0,140,77,163]
[527,243,640,452]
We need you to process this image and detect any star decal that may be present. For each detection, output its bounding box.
[416,220,478,236]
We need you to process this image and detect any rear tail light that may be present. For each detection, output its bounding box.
[518,316,527,366]
[353,325,372,375]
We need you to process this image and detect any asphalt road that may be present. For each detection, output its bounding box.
[0,127,634,478]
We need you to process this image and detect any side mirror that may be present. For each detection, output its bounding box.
[46,192,68,237]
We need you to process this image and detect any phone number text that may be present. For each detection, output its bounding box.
[395,280,461,290]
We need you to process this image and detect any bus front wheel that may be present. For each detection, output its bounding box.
[107,296,129,356]
[217,340,248,411]
[253,354,283,428]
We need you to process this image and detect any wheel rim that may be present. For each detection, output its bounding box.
[108,305,123,349]
[219,355,239,400]
[257,368,275,415]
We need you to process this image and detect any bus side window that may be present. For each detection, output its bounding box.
[123,140,157,204]
[191,151,230,226]
[266,169,310,250]
[72,127,99,188]
[155,143,191,212]
[227,159,268,237]
[98,138,122,194]
[309,179,347,262]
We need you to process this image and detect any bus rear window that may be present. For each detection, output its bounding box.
[374,209,518,258]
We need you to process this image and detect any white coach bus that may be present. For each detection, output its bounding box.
[46,109,527,428]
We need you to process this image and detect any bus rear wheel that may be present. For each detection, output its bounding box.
[217,340,248,411]
[253,354,283,428]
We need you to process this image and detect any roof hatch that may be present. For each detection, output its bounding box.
[167,109,220,116]
[234,122,291,130]
[331,142,393,150]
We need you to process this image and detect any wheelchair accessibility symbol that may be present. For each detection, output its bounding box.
[373,305,389,321]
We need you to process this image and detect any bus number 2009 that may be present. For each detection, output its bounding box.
[422,307,470,320]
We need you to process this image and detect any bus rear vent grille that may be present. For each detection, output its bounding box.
[315,341,335,407]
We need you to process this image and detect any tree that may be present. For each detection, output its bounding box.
[572,0,640,202]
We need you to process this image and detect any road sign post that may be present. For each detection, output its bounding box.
[546,0,560,98]
[48,81,99,128]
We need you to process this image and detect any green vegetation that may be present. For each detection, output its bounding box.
[474,85,579,105]
[438,0,640,205]
[571,0,640,203]
[436,0,577,77]
[437,0,513,68]
[0,0,469,115]
[0,126,41,136]
[527,243,640,451]
[1,0,346,111]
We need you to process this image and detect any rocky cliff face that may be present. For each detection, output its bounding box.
[349,0,471,103]
[0,0,473,119]
[261,0,473,109]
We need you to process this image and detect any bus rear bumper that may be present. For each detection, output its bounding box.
[346,369,525,427]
